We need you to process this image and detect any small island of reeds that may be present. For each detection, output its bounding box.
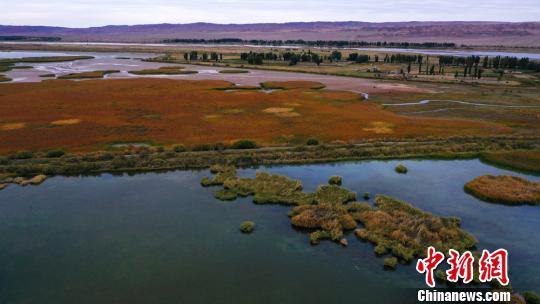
[464,175,540,206]
[58,70,120,79]
[128,66,197,75]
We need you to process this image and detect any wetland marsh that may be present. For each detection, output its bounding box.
[0,159,539,303]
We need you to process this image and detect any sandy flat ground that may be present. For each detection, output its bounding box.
[2,51,433,95]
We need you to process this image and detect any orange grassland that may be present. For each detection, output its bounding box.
[0,78,511,153]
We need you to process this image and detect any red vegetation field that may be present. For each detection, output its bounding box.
[0,78,511,153]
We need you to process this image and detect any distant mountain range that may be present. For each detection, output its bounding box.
[1,21,540,46]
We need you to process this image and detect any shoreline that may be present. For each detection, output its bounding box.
[1,136,538,180]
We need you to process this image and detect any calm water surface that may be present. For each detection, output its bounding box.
[0,159,538,303]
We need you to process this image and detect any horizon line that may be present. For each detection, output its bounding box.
[2,20,540,29]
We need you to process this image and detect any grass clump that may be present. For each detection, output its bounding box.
[374,244,388,256]
[291,204,357,241]
[231,139,257,150]
[200,165,237,187]
[328,175,342,186]
[240,221,255,233]
[46,149,65,158]
[383,257,398,270]
[464,175,540,205]
[58,70,119,79]
[306,138,320,146]
[352,195,477,265]
[223,172,308,205]
[395,164,408,174]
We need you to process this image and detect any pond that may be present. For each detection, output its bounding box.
[0,159,538,303]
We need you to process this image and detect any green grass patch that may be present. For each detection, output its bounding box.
[58,70,119,79]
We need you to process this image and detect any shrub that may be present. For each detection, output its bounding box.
[192,143,228,151]
[11,151,33,159]
[231,139,257,150]
[328,175,342,185]
[395,164,408,174]
[46,149,65,158]
[173,145,186,153]
[306,138,320,146]
[374,244,387,256]
[240,221,255,233]
[383,257,398,270]
[363,192,370,200]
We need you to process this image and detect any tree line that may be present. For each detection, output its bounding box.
[162,38,456,48]
[439,55,540,71]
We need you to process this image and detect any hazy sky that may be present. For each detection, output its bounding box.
[2,0,539,27]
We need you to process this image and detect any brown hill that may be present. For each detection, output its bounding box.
[1,21,540,46]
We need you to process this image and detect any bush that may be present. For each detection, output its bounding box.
[523,291,540,304]
[46,149,65,158]
[10,151,33,159]
[395,164,408,174]
[231,139,257,150]
[383,257,398,270]
[328,175,342,186]
[374,244,387,256]
[173,145,186,153]
[192,143,227,151]
[240,221,255,233]
[306,138,320,146]
[363,192,370,200]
